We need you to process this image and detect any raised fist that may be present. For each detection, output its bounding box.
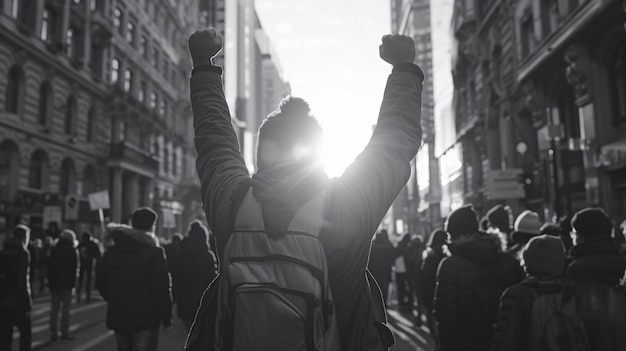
[379,34,416,65]
[188,28,223,67]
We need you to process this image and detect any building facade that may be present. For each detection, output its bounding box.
[451,0,626,223]
[0,0,204,239]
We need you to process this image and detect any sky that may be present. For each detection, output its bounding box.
[255,0,453,177]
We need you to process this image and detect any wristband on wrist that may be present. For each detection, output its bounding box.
[192,65,223,76]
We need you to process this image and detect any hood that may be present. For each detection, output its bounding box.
[108,225,158,253]
[448,232,503,265]
[570,237,626,285]
[251,163,329,232]
[180,235,209,255]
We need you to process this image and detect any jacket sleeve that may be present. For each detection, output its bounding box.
[152,247,173,326]
[335,65,423,236]
[491,286,528,351]
[73,248,80,287]
[19,250,31,311]
[95,254,108,301]
[190,70,251,255]
[434,257,460,351]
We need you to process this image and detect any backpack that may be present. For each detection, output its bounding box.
[0,250,18,298]
[528,288,590,351]
[211,189,340,351]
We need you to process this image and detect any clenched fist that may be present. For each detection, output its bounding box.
[379,34,416,65]
[188,28,223,67]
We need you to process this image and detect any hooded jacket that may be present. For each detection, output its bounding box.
[172,235,217,320]
[368,232,397,282]
[566,236,626,286]
[96,226,172,331]
[48,238,79,291]
[191,61,423,351]
[419,246,446,311]
[0,237,31,311]
[434,233,524,351]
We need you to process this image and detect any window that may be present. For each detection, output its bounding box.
[28,150,48,190]
[41,9,50,41]
[87,107,95,142]
[5,66,23,114]
[60,158,76,194]
[152,47,159,68]
[159,98,166,115]
[111,58,119,83]
[90,0,96,11]
[164,142,169,174]
[38,82,52,125]
[66,28,74,57]
[114,7,122,34]
[140,35,148,57]
[138,81,146,102]
[83,165,96,195]
[65,96,77,135]
[124,69,132,92]
[611,45,626,124]
[150,91,157,109]
[520,9,535,58]
[172,147,177,176]
[163,59,168,78]
[127,21,135,44]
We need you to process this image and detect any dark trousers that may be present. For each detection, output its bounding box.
[0,306,32,351]
[77,263,93,302]
[395,272,413,307]
[114,328,159,351]
[50,289,72,338]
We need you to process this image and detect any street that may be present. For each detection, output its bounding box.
[14,290,434,351]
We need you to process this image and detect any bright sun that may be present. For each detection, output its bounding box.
[320,126,371,178]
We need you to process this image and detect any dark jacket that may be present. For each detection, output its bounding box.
[566,236,626,287]
[78,239,101,268]
[172,236,217,320]
[48,238,79,291]
[419,246,445,311]
[368,232,397,283]
[0,238,31,311]
[574,283,626,350]
[491,277,568,351]
[190,62,423,351]
[434,233,524,351]
[96,226,173,332]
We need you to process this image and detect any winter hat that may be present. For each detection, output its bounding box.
[522,234,565,277]
[60,229,77,247]
[188,221,208,242]
[131,207,158,232]
[540,223,562,237]
[486,205,511,232]
[571,207,613,238]
[511,210,542,244]
[12,224,31,242]
[427,229,448,249]
[445,205,479,239]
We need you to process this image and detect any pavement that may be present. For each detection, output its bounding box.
[11,290,435,351]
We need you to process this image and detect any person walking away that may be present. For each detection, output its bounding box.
[369,230,397,306]
[405,233,425,325]
[164,233,182,275]
[48,229,79,341]
[394,234,413,310]
[565,208,626,350]
[185,28,423,351]
[96,207,172,351]
[0,225,33,351]
[491,235,576,351]
[27,240,40,299]
[38,236,54,294]
[419,229,447,349]
[434,205,524,351]
[77,232,101,303]
[486,205,513,251]
[506,210,542,261]
[172,221,217,331]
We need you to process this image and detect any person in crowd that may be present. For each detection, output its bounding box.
[491,235,568,351]
[394,233,413,310]
[369,230,397,306]
[77,232,101,303]
[405,233,425,325]
[434,205,524,351]
[164,233,182,275]
[96,208,172,351]
[27,240,40,298]
[0,225,33,351]
[48,229,79,341]
[187,28,423,350]
[419,229,447,349]
[172,221,217,331]
[486,204,513,251]
[506,210,542,260]
[565,208,626,350]
[557,215,574,252]
[38,236,54,294]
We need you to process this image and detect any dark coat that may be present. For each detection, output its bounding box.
[490,277,568,351]
[574,283,626,351]
[48,239,79,291]
[434,233,524,351]
[96,226,172,332]
[172,236,217,320]
[0,238,31,311]
[419,247,445,311]
[78,239,101,268]
[566,236,626,287]
[368,232,397,282]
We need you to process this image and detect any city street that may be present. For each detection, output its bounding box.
[14,290,434,351]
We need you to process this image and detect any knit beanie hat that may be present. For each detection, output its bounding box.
[511,210,542,244]
[571,208,613,238]
[522,235,565,277]
[445,205,479,239]
[486,205,511,232]
[60,229,77,247]
[131,207,158,231]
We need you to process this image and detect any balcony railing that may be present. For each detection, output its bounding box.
[110,142,159,171]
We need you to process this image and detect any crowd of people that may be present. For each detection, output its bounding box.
[0,206,218,351]
[369,204,626,351]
